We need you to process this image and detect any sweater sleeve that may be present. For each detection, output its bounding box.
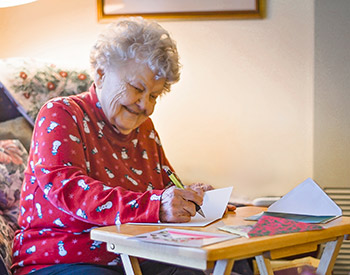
[32,99,164,225]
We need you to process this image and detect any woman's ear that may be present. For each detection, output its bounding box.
[95,68,105,89]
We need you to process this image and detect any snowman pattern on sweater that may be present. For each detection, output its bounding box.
[12,85,173,275]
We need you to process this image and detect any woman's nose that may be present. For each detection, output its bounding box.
[136,94,153,114]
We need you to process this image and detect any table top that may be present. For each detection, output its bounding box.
[91,206,350,269]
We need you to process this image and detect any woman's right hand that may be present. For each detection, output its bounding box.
[159,186,203,223]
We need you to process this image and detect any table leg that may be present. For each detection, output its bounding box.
[255,255,274,275]
[316,236,343,275]
[212,259,235,275]
[120,253,142,275]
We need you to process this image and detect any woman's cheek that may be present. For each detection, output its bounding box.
[147,103,156,116]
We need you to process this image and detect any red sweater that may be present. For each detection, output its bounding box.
[12,85,173,274]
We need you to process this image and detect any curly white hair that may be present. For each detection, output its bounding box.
[90,17,180,93]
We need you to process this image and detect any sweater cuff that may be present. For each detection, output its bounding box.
[148,189,165,223]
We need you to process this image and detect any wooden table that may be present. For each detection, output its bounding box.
[91,206,350,275]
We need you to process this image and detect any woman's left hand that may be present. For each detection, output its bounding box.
[188,183,214,193]
[189,183,236,213]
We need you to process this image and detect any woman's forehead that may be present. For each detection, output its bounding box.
[116,61,163,82]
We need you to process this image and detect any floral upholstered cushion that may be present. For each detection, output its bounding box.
[0,214,15,274]
[0,139,27,215]
[0,117,33,152]
[0,139,28,274]
[0,57,93,126]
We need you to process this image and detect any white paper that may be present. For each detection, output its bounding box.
[129,186,233,227]
[267,178,342,217]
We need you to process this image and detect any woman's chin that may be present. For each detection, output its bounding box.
[119,129,133,135]
[113,117,147,135]
[112,122,135,135]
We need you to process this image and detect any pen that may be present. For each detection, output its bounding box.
[163,167,205,218]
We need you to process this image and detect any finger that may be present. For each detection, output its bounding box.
[181,199,197,217]
[189,183,214,192]
[180,188,203,206]
[160,203,192,223]
[202,184,214,191]
[160,210,192,223]
[227,203,236,212]
[188,185,204,197]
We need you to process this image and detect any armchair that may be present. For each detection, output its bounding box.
[0,57,92,274]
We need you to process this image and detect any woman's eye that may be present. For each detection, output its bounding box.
[129,84,143,93]
[150,94,158,100]
[135,87,144,93]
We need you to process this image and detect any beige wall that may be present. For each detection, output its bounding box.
[0,0,315,201]
[314,0,350,189]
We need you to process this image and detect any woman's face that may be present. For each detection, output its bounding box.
[98,61,166,135]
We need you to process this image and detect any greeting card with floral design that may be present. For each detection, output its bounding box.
[129,228,237,247]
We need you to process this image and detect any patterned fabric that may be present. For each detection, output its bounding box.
[0,139,28,274]
[0,140,27,214]
[248,215,323,237]
[12,84,174,275]
[0,58,92,126]
[0,117,33,152]
[0,214,15,275]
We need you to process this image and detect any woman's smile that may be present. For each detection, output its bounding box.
[123,105,141,116]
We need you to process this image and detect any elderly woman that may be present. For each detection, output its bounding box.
[12,17,207,275]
